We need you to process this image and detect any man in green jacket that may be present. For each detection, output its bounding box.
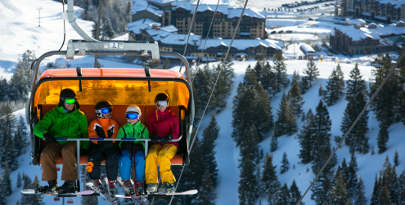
[34,88,89,194]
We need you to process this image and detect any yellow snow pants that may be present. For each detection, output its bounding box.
[145,144,177,184]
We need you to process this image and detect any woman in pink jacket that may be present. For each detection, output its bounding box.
[145,93,179,194]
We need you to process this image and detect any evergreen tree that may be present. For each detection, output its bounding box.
[354,176,367,205]
[302,57,319,87]
[298,109,316,164]
[255,47,267,61]
[15,115,28,156]
[195,170,216,205]
[239,124,262,165]
[270,132,278,152]
[0,174,5,205]
[277,183,290,205]
[318,83,324,97]
[347,151,358,198]
[208,62,235,111]
[200,117,219,187]
[397,171,405,205]
[394,150,399,166]
[324,66,345,106]
[280,152,290,174]
[369,176,379,205]
[192,64,211,126]
[291,70,300,85]
[261,153,281,204]
[261,62,277,96]
[377,122,389,154]
[1,135,18,171]
[300,76,310,94]
[2,162,11,197]
[369,53,401,126]
[20,174,43,205]
[17,172,22,188]
[341,92,369,153]
[289,180,304,205]
[311,169,335,205]
[272,50,289,92]
[232,74,273,145]
[328,171,349,205]
[238,156,258,205]
[9,50,35,101]
[346,63,367,102]
[288,80,305,116]
[274,92,297,137]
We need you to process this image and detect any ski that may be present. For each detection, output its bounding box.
[21,188,95,196]
[86,181,119,205]
[116,189,198,198]
[117,176,150,205]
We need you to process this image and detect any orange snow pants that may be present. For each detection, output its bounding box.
[145,144,177,184]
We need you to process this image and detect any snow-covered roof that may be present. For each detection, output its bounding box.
[345,19,366,26]
[300,44,316,53]
[171,2,264,19]
[146,7,163,16]
[161,25,178,33]
[332,23,405,41]
[378,0,404,7]
[160,33,201,45]
[128,18,159,34]
[147,0,173,4]
[198,39,282,50]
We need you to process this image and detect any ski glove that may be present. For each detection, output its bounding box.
[95,126,106,138]
[149,134,159,143]
[103,141,114,149]
[107,128,113,138]
[43,132,57,143]
[130,143,144,153]
[121,141,132,150]
[161,134,173,145]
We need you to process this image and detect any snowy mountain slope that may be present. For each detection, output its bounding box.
[1,0,405,205]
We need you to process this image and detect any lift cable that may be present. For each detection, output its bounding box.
[58,0,67,51]
[296,52,405,205]
[179,0,202,73]
[169,2,249,205]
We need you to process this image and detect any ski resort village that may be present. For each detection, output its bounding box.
[1,0,405,204]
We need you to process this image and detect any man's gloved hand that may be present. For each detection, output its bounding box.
[107,129,113,138]
[43,132,57,143]
[103,141,114,149]
[149,134,159,143]
[161,134,173,145]
[130,143,144,153]
[95,126,106,138]
[121,141,132,150]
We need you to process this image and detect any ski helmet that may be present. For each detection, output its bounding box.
[59,88,77,104]
[95,101,113,118]
[126,105,141,120]
[154,93,170,107]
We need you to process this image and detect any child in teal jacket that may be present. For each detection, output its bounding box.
[117,105,149,194]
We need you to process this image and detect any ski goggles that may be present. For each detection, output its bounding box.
[156,100,168,107]
[96,107,112,114]
[64,98,76,104]
[126,112,139,120]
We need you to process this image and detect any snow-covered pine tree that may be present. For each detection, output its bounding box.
[9,50,35,101]
[394,150,399,166]
[341,92,369,154]
[354,176,367,205]
[300,76,310,94]
[195,170,216,205]
[0,173,5,205]
[377,122,389,154]
[280,152,290,174]
[261,153,281,205]
[346,63,367,102]
[275,92,297,137]
[207,114,220,142]
[298,109,316,164]
[200,120,219,188]
[2,162,11,197]
[302,57,319,87]
[238,156,259,205]
[0,79,10,101]
[327,171,349,205]
[324,66,345,106]
[15,115,28,156]
[291,70,300,85]
[261,62,277,96]
[348,152,358,198]
[289,180,304,205]
[318,83,324,97]
[272,50,289,93]
[369,53,401,126]
[277,183,291,204]
[288,80,304,116]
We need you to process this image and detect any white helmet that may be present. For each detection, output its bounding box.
[126,105,141,120]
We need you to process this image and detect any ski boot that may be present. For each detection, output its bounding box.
[45,180,59,195]
[92,179,104,192]
[124,179,135,195]
[108,180,117,197]
[55,181,76,194]
[158,182,174,193]
[146,183,158,194]
[135,181,144,195]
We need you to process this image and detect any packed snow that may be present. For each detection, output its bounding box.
[1,0,405,205]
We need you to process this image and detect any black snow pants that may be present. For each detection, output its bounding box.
[88,143,118,181]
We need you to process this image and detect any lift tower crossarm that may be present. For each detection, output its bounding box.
[64,0,98,42]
